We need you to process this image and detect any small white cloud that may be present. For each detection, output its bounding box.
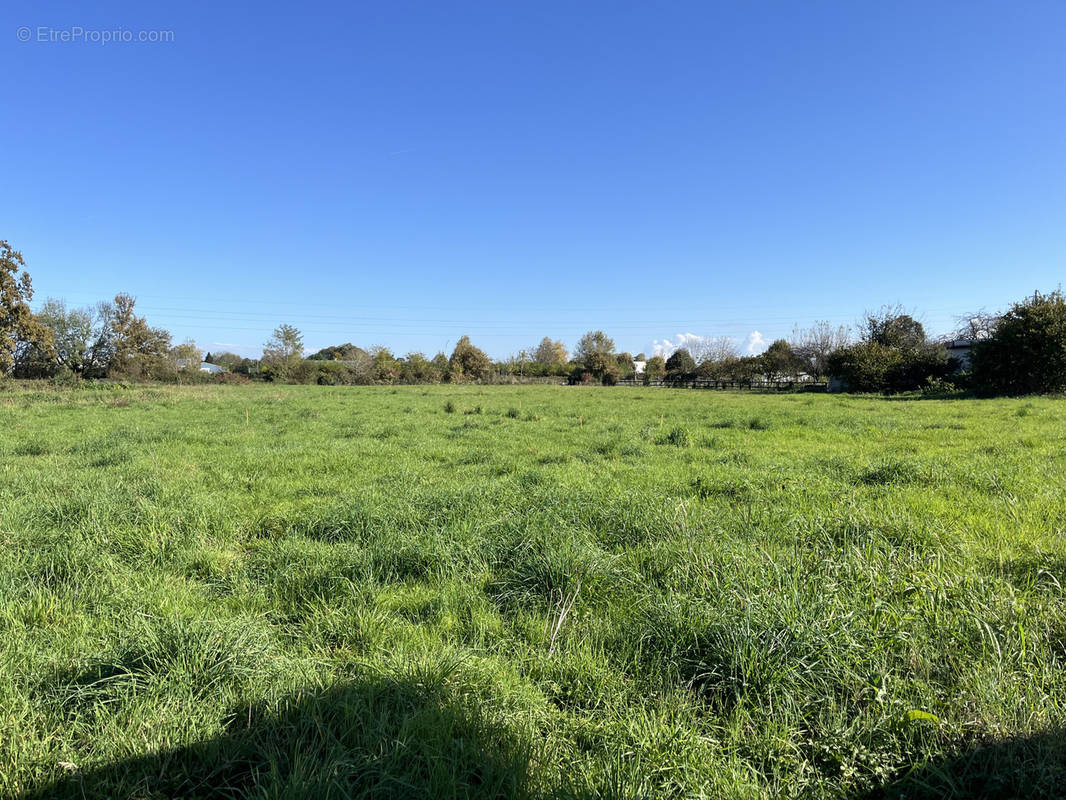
[744,331,766,354]
[652,332,701,358]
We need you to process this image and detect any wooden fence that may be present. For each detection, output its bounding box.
[614,378,828,392]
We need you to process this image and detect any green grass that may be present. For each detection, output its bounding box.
[1,382,1064,798]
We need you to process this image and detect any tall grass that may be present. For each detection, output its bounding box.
[1,383,1064,798]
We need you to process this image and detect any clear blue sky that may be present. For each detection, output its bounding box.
[3,1,1064,359]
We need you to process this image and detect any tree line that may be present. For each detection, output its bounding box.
[2,240,1065,394]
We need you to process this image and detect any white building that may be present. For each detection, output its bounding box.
[945,340,973,370]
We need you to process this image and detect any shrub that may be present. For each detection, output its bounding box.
[970,290,1066,395]
[659,426,691,447]
[826,310,953,392]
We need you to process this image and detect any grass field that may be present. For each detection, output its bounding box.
[1,382,1064,798]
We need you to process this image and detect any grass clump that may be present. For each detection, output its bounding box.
[657,425,691,447]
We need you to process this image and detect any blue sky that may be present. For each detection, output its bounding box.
[3,1,1064,359]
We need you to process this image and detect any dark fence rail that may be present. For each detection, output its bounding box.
[614,378,828,392]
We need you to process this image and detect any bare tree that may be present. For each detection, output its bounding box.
[789,321,851,380]
[952,310,1000,341]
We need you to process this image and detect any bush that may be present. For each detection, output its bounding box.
[970,290,1066,395]
[826,310,953,392]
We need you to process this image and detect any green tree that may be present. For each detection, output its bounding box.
[449,336,491,381]
[171,339,204,372]
[826,308,949,392]
[401,352,444,384]
[760,339,801,381]
[970,290,1066,395]
[665,348,696,382]
[25,299,93,375]
[262,324,304,381]
[645,355,666,382]
[1,241,54,375]
[308,343,368,362]
[431,352,450,378]
[370,346,401,383]
[575,330,616,382]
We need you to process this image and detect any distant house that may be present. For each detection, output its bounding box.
[633,360,646,375]
[200,362,225,374]
[945,339,973,371]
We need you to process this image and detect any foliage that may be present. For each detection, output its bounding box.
[533,337,568,366]
[448,336,491,382]
[790,321,851,380]
[307,342,369,362]
[827,308,952,392]
[759,338,802,380]
[665,348,696,382]
[106,294,174,380]
[170,339,204,371]
[574,330,616,383]
[970,290,1066,395]
[0,241,54,376]
[262,324,305,382]
[644,355,666,382]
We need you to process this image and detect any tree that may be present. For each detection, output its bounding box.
[645,355,666,382]
[171,339,203,372]
[1,241,54,375]
[665,348,696,382]
[307,343,369,362]
[790,321,850,380]
[448,335,491,381]
[826,308,950,392]
[614,352,636,379]
[401,352,444,384]
[533,337,568,366]
[861,307,927,351]
[25,299,94,375]
[370,345,401,383]
[262,324,304,381]
[431,352,450,377]
[970,290,1066,395]
[107,294,172,379]
[760,339,802,381]
[575,330,616,382]
[953,311,1000,342]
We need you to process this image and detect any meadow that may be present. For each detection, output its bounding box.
[1,382,1064,799]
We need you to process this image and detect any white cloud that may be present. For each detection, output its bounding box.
[744,331,767,354]
[651,332,702,358]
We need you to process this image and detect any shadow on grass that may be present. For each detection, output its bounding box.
[22,668,550,800]
[856,728,1066,799]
